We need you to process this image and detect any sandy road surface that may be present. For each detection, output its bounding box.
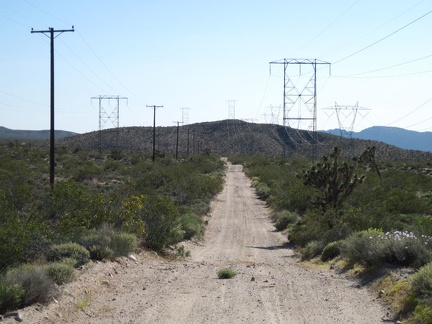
[20,162,388,323]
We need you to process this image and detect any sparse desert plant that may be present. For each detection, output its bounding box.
[341,228,386,267]
[76,225,138,260]
[109,231,138,257]
[411,262,432,306]
[217,268,237,279]
[0,279,24,313]
[273,210,297,231]
[301,240,324,261]
[47,242,90,267]
[45,261,76,285]
[180,212,204,240]
[4,264,59,306]
[321,241,342,262]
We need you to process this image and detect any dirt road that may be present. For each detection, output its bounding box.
[21,163,388,323]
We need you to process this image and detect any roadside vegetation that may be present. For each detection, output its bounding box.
[230,148,432,323]
[0,140,224,313]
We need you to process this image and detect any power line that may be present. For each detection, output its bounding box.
[291,0,360,56]
[334,53,432,78]
[386,95,432,127]
[76,31,145,105]
[333,9,432,65]
[322,0,428,60]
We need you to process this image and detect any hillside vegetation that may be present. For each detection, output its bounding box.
[231,149,432,322]
[57,120,432,162]
[0,140,224,313]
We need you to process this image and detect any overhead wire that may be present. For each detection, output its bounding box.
[322,0,428,60]
[332,9,432,66]
[386,95,432,127]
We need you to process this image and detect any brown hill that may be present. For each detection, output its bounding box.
[58,119,432,162]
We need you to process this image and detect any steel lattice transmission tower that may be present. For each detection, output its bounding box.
[91,95,128,149]
[181,107,191,125]
[227,100,236,119]
[323,102,370,138]
[269,58,330,159]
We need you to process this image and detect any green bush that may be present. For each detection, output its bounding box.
[321,241,342,262]
[410,304,432,324]
[45,262,76,285]
[0,279,24,313]
[180,213,204,240]
[341,230,432,268]
[301,241,324,261]
[273,210,297,231]
[217,268,237,279]
[411,262,432,306]
[76,226,138,260]
[47,242,90,267]
[109,231,138,257]
[4,264,59,306]
[341,229,385,267]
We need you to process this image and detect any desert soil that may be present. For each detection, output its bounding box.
[18,162,389,323]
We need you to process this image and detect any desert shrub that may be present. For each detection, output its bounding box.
[189,199,211,216]
[301,241,325,261]
[252,178,271,200]
[321,241,342,262]
[72,160,102,181]
[180,213,204,240]
[76,226,138,260]
[40,180,108,236]
[45,262,76,285]
[341,228,385,267]
[109,231,138,257]
[273,210,297,231]
[217,268,237,279]
[341,229,432,268]
[0,219,30,271]
[47,242,90,267]
[123,194,181,251]
[4,264,59,306]
[411,262,432,306]
[0,279,24,313]
[76,228,113,260]
[288,208,332,247]
[409,304,432,324]
[383,231,432,268]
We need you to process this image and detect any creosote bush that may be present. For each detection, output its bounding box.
[217,268,237,279]
[45,262,76,285]
[273,210,297,231]
[341,230,432,268]
[47,242,90,267]
[321,241,342,262]
[4,264,60,306]
[411,262,432,306]
[0,279,24,313]
[75,225,138,260]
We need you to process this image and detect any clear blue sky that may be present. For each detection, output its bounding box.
[1,0,431,133]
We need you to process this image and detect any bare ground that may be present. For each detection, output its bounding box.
[18,163,389,323]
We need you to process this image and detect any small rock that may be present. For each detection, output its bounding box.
[251,277,255,281]
[127,254,137,261]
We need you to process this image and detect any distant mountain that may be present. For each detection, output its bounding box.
[323,126,432,152]
[57,120,432,162]
[0,126,77,141]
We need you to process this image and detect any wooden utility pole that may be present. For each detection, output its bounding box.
[147,105,163,161]
[31,26,74,186]
[173,121,183,160]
